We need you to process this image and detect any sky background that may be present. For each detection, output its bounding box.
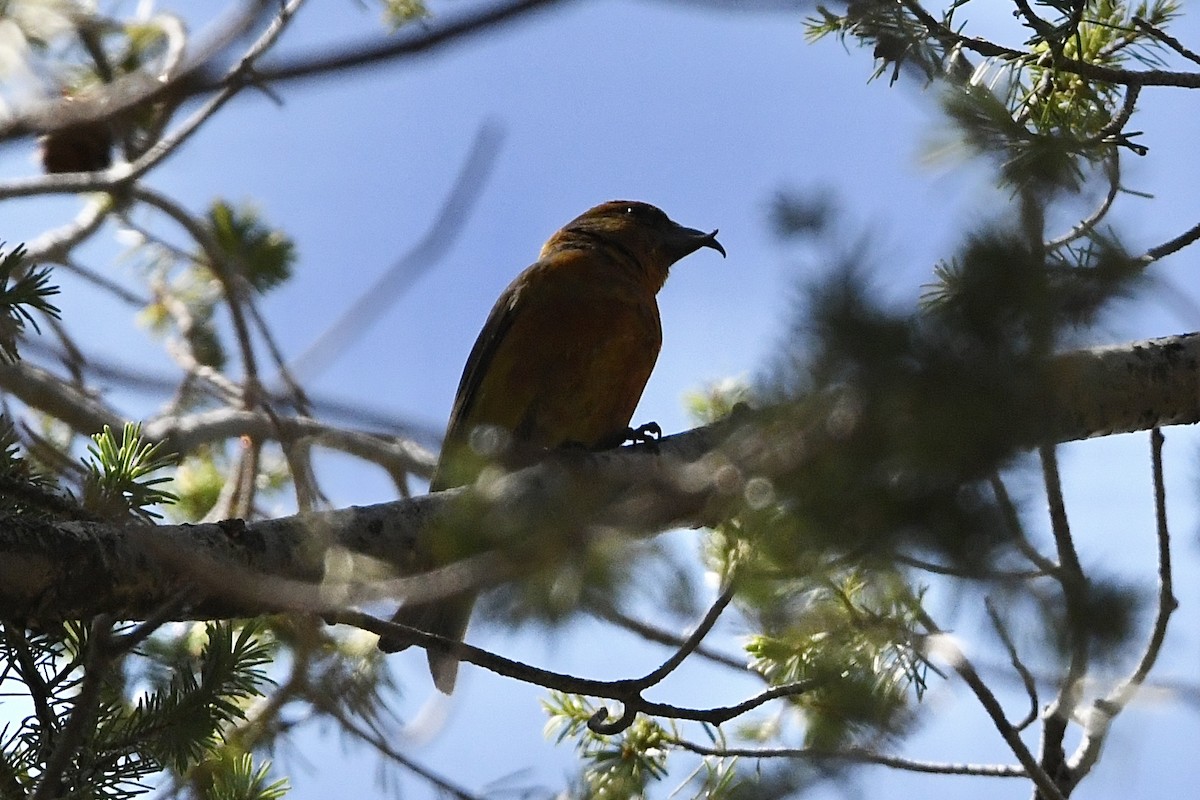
[4,0,1200,797]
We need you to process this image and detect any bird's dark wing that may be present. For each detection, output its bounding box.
[430,274,525,490]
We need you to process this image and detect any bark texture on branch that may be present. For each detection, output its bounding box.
[1051,332,1200,441]
[1,333,1198,622]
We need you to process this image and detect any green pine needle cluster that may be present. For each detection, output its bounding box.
[200,753,289,800]
[0,621,279,800]
[809,1,1181,189]
[206,202,295,295]
[0,244,61,363]
[82,423,178,522]
[745,570,927,749]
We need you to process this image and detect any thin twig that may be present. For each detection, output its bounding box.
[1133,16,1200,67]
[670,737,1028,777]
[587,603,749,673]
[243,293,310,415]
[1071,428,1178,780]
[1044,153,1122,251]
[1037,442,1087,799]
[916,609,1065,800]
[321,702,484,800]
[331,608,815,733]
[221,0,569,88]
[125,184,264,401]
[638,583,736,687]
[55,257,149,307]
[1137,218,1200,265]
[287,120,506,382]
[984,597,1039,731]
[894,552,1047,580]
[124,0,308,186]
[3,624,59,743]
[989,473,1060,577]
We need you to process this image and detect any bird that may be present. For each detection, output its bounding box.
[378,200,725,693]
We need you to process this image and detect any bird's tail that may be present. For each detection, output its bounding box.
[378,593,476,694]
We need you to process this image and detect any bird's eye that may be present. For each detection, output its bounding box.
[624,206,635,215]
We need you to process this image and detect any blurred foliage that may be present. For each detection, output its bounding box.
[205,202,296,295]
[169,447,227,522]
[378,0,430,29]
[745,570,926,749]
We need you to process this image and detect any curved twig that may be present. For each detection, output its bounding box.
[287,120,506,382]
[330,608,814,733]
[984,597,1039,731]
[1070,428,1178,779]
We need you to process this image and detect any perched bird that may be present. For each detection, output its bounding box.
[379,200,725,692]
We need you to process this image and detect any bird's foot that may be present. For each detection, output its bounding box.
[625,421,662,449]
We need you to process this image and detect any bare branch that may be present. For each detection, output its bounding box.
[6,333,1200,621]
[22,198,111,264]
[670,737,1028,777]
[1138,218,1200,264]
[984,597,1039,731]
[1037,442,1087,799]
[637,583,735,687]
[1070,428,1178,780]
[1133,16,1200,67]
[917,615,1065,800]
[217,0,571,89]
[328,608,817,730]
[989,473,1061,576]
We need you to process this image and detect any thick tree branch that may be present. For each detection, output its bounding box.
[2,332,1200,623]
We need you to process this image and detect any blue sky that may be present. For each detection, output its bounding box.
[4,1,1200,798]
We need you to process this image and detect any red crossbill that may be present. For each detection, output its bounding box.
[379,200,724,692]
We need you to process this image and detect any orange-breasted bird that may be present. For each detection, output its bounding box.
[378,200,725,692]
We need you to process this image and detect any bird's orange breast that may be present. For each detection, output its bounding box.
[458,248,662,450]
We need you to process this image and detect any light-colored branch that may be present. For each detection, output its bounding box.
[3,332,1200,621]
[22,197,112,264]
[0,1,308,201]
[0,357,435,475]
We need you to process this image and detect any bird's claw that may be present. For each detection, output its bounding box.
[626,422,662,447]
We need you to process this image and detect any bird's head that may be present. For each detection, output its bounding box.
[546,200,725,290]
